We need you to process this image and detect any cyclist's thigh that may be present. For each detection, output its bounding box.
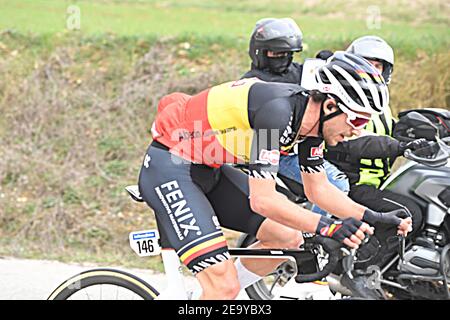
[138,145,230,275]
[202,164,266,236]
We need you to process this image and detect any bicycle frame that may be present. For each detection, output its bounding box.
[125,185,339,300]
[154,248,305,300]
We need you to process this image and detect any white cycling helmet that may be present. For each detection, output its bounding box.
[346,35,394,84]
[315,51,389,115]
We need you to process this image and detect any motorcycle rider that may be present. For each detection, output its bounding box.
[326,36,429,270]
[242,17,303,83]
[242,18,350,215]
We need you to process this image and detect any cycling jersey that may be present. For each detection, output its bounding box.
[151,78,326,176]
[241,62,303,85]
[140,78,325,274]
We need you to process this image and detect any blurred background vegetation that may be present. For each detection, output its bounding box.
[0,0,449,270]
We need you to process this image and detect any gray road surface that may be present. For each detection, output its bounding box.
[0,256,250,300]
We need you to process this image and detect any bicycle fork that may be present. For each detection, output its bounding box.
[156,249,190,300]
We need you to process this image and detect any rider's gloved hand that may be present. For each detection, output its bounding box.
[398,138,430,155]
[362,208,413,236]
[316,215,373,249]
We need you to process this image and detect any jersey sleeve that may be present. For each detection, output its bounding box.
[298,137,325,174]
[247,99,294,179]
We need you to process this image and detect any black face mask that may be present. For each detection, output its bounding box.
[266,53,293,74]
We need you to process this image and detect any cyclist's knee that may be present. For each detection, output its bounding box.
[271,229,303,248]
[196,260,240,299]
[258,223,303,249]
[286,230,304,248]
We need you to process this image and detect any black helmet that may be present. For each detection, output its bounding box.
[249,18,303,74]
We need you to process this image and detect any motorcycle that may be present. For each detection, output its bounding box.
[237,108,450,300]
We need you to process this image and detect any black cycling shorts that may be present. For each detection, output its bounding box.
[138,141,266,275]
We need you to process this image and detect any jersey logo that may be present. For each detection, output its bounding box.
[144,154,151,169]
[310,142,324,158]
[231,78,260,87]
[280,114,294,146]
[258,149,280,166]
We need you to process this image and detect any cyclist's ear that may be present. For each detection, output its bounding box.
[323,98,338,115]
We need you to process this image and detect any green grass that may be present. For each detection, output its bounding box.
[0,0,448,57]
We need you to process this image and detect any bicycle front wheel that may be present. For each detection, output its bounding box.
[48,268,159,300]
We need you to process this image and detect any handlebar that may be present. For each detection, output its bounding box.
[403,138,450,167]
[295,236,343,283]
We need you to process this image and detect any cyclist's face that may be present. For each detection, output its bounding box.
[321,99,371,146]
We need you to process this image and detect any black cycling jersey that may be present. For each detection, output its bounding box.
[242,62,303,84]
[246,81,325,177]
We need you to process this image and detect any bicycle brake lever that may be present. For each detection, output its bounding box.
[342,237,368,280]
[342,249,356,280]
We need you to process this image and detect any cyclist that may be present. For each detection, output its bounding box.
[325,36,429,268]
[242,18,350,216]
[138,52,412,299]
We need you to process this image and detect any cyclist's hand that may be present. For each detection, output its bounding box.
[397,217,413,236]
[363,208,413,236]
[316,216,374,249]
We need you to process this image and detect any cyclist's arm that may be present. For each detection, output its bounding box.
[299,137,366,220]
[248,177,321,233]
[249,178,372,248]
[299,139,412,233]
[302,170,365,219]
[246,121,369,246]
[327,134,402,161]
[246,100,322,233]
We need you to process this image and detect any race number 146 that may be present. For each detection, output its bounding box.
[129,230,161,257]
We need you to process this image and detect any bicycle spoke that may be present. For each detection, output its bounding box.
[84,288,90,300]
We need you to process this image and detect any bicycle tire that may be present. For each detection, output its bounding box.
[48,268,160,300]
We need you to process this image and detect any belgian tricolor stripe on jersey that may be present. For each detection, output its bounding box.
[152,78,261,168]
[180,236,227,266]
[177,231,227,266]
